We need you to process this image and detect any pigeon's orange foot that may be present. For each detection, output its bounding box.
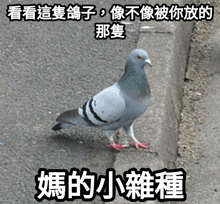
[129,142,148,149]
[108,142,127,151]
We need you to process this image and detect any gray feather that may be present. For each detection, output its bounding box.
[52,49,152,149]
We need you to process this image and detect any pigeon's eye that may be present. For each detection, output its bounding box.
[137,56,142,59]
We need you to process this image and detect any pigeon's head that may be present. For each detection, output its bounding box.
[128,49,152,68]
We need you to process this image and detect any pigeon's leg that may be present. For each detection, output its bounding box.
[124,121,148,149]
[106,130,127,151]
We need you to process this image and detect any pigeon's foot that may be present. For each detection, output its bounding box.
[129,142,148,149]
[108,142,127,151]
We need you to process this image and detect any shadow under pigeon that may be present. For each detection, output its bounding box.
[47,132,119,158]
[48,132,109,151]
[42,133,117,173]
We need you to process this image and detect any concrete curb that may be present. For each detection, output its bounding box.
[113,0,194,203]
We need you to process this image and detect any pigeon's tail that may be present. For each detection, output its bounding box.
[52,123,62,131]
[52,122,73,131]
[52,108,89,131]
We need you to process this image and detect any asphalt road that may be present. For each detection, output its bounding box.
[0,0,147,203]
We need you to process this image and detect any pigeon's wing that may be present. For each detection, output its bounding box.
[78,83,126,126]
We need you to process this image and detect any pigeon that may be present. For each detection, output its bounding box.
[52,49,152,150]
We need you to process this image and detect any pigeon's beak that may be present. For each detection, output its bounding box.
[145,59,153,67]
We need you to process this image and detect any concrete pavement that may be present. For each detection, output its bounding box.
[0,1,144,203]
[1,0,219,203]
[113,0,194,203]
[177,0,220,202]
